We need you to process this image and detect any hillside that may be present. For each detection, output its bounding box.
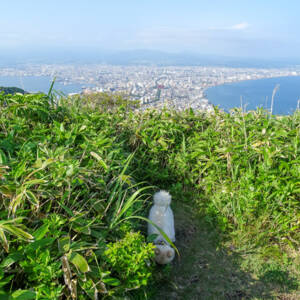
[0,86,27,95]
[0,92,299,299]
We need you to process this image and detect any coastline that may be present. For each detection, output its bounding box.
[203,75,300,115]
[1,67,300,113]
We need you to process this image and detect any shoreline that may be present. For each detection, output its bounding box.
[203,75,300,115]
[1,71,300,114]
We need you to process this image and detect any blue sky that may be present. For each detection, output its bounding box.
[1,0,300,58]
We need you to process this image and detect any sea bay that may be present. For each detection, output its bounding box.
[206,76,300,115]
[0,75,93,94]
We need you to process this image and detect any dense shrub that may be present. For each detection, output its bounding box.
[0,91,299,298]
[104,232,155,289]
[0,93,153,299]
[120,107,300,251]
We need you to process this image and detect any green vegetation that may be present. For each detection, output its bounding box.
[0,86,27,95]
[0,91,299,299]
[104,232,155,289]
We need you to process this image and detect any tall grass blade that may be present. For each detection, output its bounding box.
[270,84,280,115]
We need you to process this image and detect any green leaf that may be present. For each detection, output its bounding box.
[102,277,121,286]
[90,151,108,171]
[0,275,13,288]
[23,179,46,187]
[72,223,91,235]
[0,149,7,165]
[58,201,75,217]
[0,228,8,252]
[110,185,153,229]
[14,162,26,180]
[47,77,56,98]
[0,291,9,300]
[147,233,159,243]
[11,290,36,300]
[3,225,33,241]
[58,235,70,253]
[32,223,49,240]
[25,190,39,207]
[26,237,55,252]
[67,251,90,273]
[0,252,23,268]
[9,192,25,214]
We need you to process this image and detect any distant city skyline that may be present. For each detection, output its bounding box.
[1,0,300,59]
[2,62,299,114]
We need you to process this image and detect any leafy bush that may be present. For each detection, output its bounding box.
[104,232,155,289]
[0,91,299,298]
[0,92,153,299]
[121,107,300,251]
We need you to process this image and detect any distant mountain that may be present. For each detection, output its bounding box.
[0,86,27,95]
[1,48,300,68]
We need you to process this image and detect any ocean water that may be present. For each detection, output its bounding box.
[0,75,93,94]
[206,76,300,115]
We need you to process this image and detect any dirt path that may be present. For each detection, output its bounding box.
[153,201,299,300]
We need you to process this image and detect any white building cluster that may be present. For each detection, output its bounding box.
[1,64,300,111]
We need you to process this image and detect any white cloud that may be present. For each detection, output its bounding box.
[229,22,250,30]
[209,22,250,31]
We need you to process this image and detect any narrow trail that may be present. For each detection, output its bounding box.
[153,201,299,300]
